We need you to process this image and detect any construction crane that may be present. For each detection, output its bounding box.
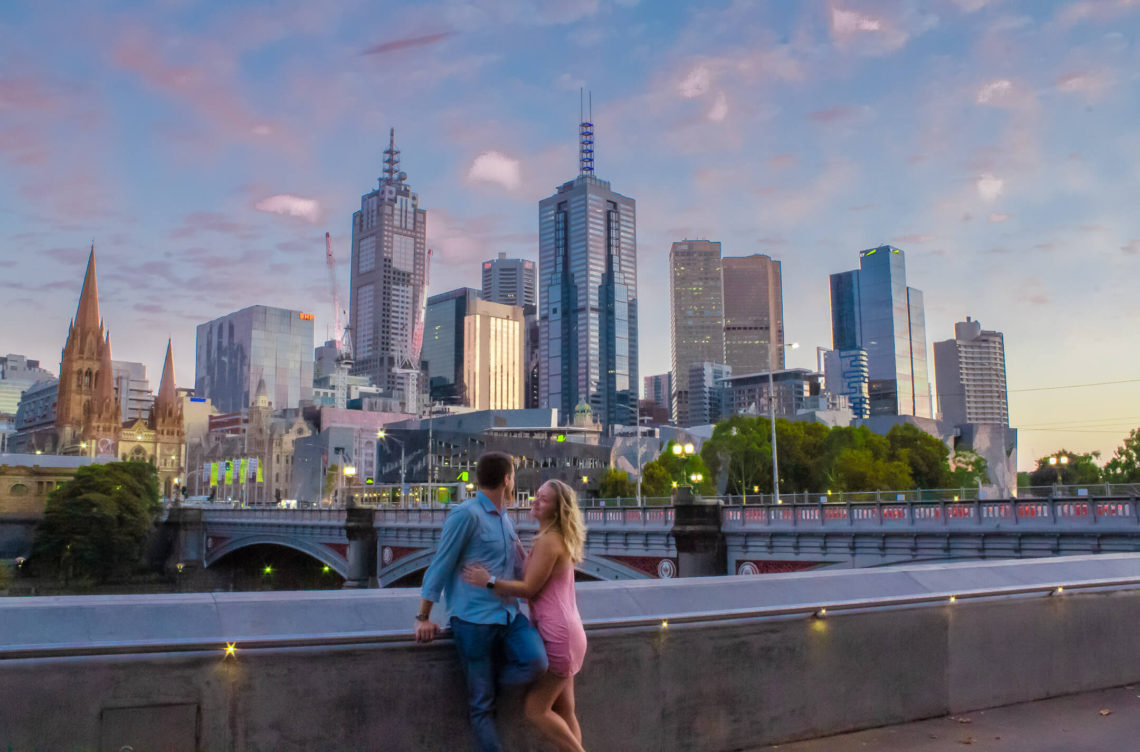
[324,232,351,360]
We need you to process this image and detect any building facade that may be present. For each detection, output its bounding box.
[830,246,931,418]
[194,305,315,414]
[669,241,725,427]
[423,288,482,404]
[116,340,186,498]
[349,129,429,413]
[111,361,154,423]
[933,317,1008,426]
[538,119,638,431]
[463,298,525,411]
[0,355,54,415]
[643,373,672,423]
[823,348,871,419]
[687,362,732,426]
[722,254,785,377]
[718,369,828,420]
[482,252,536,307]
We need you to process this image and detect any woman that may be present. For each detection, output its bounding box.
[462,479,588,752]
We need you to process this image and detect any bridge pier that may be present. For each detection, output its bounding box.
[344,507,377,588]
[166,506,205,573]
[671,487,726,577]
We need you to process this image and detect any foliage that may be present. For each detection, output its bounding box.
[886,423,951,488]
[0,560,11,591]
[323,464,340,500]
[1027,450,1102,486]
[598,468,637,499]
[1104,428,1140,483]
[948,450,989,489]
[32,462,161,584]
[639,461,674,498]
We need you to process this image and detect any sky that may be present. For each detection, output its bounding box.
[1,0,1138,471]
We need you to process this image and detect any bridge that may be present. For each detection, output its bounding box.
[167,493,1140,586]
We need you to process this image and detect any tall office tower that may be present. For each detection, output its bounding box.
[933,317,1008,426]
[111,361,154,422]
[687,362,732,426]
[194,305,315,413]
[0,354,53,415]
[823,348,870,419]
[422,288,525,409]
[829,245,931,418]
[643,373,672,422]
[538,109,638,431]
[349,129,429,412]
[669,240,725,427]
[722,254,785,376]
[463,298,525,411]
[482,252,537,307]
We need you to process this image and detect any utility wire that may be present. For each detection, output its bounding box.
[1010,377,1140,393]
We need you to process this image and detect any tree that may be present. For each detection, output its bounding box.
[32,462,161,583]
[886,423,951,488]
[1104,428,1140,483]
[701,416,770,495]
[639,461,674,498]
[598,468,637,499]
[948,450,989,489]
[641,440,715,495]
[1027,450,1102,486]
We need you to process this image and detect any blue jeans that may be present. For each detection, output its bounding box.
[450,614,548,752]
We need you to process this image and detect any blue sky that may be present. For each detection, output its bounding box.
[2,0,1138,469]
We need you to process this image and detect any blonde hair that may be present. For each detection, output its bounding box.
[543,479,586,563]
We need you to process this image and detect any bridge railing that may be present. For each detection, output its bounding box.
[203,508,348,524]
[722,497,1140,530]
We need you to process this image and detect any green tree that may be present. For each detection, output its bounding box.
[598,468,637,498]
[886,423,951,488]
[1104,428,1140,483]
[701,416,770,495]
[639,461,674,498]
[948,450,989,489]
[32,462,161,583]
[1027,450,1102,486]
[643,440,715,495]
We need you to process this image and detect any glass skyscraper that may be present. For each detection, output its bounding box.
[722,254,785,376]
[829,246,931,418]
[194,305,315,413]
[538,117,638,431]
[349,129,428,412]
[669,240,724,426]
[482,252,536,307]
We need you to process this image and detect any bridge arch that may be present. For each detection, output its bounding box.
[206,534,349,578]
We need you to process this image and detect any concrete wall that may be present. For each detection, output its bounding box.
[3,555,1140,751]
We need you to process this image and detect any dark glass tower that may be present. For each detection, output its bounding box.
[538,110,638,431]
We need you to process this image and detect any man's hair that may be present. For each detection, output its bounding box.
[476,452,515,490]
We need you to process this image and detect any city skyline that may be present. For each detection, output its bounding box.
[2,1,1138,467]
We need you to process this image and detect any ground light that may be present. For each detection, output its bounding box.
[224,642,236,658]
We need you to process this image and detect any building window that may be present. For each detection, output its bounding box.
[9,483,28,496]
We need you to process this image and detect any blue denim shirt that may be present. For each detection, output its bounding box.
[421,492,524,625]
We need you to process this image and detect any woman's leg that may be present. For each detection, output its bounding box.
[524,672,584,752]
[552,675,582,744]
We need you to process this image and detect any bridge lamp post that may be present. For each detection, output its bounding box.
[1048,454,1069,490]
[672,442,698,490]
[768,342,799,504]
[377,430,407,502]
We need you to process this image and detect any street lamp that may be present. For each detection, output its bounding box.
[377,430,407,501]
[1048,454,1069,489]
[672,442,698,489]
[768,342,800,504]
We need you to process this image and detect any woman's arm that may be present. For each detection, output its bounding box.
[463,533,563,599]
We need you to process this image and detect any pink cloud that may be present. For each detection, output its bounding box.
[829,5,910,54]
[466,151,522,191]
[808,105,858,124]
[988,212,1012,223]
[892,234,937,244]
[362,31,454,56]
[169,212,257,240]
[253,194,323,223]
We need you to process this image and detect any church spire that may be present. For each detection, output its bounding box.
[156,338,176,407]
[74,243,102,333]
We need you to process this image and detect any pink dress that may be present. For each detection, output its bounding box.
[528,555,587,677]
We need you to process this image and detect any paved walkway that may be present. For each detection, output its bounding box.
[759,685,1140,752]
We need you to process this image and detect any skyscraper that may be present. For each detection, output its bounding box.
[722,254,785,376]
[933,317,1008,426]
[643,373,672,422]
[829,246,931,418]
[538,111,638,431]
[482,252,536,307]
[669,240,724,426]
[349,129,429,412]
[194,306,314,413]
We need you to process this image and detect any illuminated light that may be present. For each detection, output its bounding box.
[299,312,315,321]
[671,444,682,456]
[224,642,237,657]
[863,248,878,256]
[949,596,956,604]
[263,565,273,575]
[466,483,475,490]
[323,565,331,574]
[814,608,827,618]
[35,450,42,454]
[377,430,387,438]
[365,478,374,485]
[190,397,206,403]
[661,620,668,629]
[80,442,87,449]
[953,495,959,501]
[683,443,695,455]
[556,434,566,443]
[343,466,357,476]
[1052,586,1064,596]
[581,476,588,484]
[776,498,783,504]
[176,562,184,573]
[671,481,679,488]
[753,486,760,493]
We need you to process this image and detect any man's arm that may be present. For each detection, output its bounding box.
[415,508,474,643]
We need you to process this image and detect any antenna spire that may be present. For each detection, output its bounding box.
[382,127,402,185]
[579,89,594,175]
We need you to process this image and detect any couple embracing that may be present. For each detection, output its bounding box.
[414,452,588,752]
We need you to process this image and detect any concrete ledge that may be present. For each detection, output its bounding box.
[2,554,1140,750]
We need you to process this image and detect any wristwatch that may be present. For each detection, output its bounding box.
[415,613,430,622]
[486,575,496,590]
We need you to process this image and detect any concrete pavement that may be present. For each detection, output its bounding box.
[759,685,1140,752]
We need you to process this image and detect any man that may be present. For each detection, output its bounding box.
[415,451,548,751]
